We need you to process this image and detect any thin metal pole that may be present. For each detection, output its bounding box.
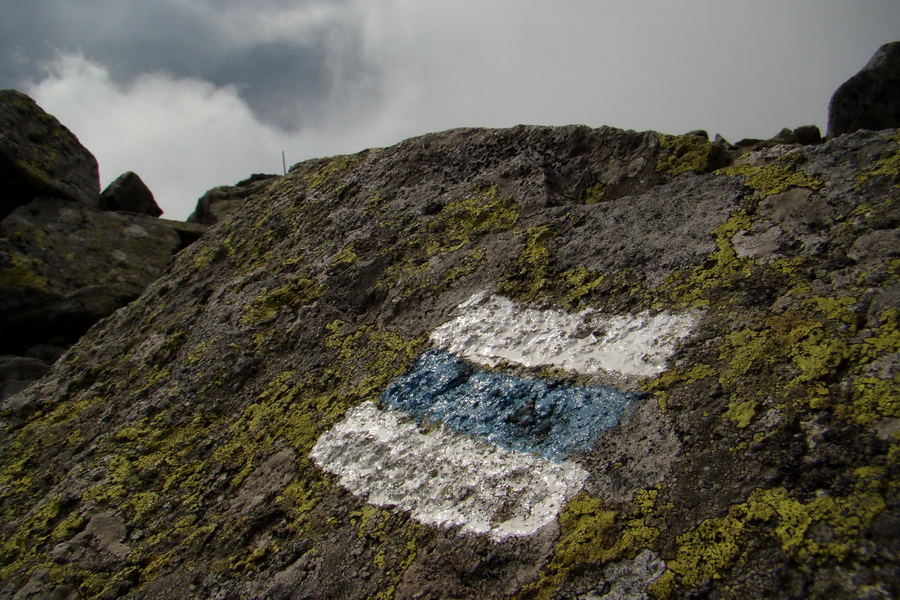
[282,151,287,175]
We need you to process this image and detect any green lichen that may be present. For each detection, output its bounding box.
[656,134,727,176]
[724,400,758,428]
[582,182,607,204]
[652,469,889,598]
[439,246,486,291]
[499,225,556,302]
[187,339,218,364]
[642,363,717,412]
[662,210,754,308]
[240,274,323,325]
[561,266,605,307]
[717,160,823,199]
[331,243,361,266]
[0,254,49,290]
[517,490,662,600]
[378,184,518,296]
[856,133,900,187]
[304,152,367,189]
[428,184,519,251]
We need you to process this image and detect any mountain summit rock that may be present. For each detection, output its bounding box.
[0,89,100,218]
[1,120,897,598]
[1,45,899,600]
[828,41,900,136]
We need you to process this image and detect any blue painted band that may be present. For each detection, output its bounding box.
[380,350,640,461]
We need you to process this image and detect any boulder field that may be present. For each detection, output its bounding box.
[0,120,897,599]
[0,90,206,399]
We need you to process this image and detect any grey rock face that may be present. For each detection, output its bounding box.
[188,173,279,225]
[0,124,896,600]
[828,41,900,136]
[98,171,162,217]
[0,90,100,218]
[0,94,208,367]
[0,197,183,354]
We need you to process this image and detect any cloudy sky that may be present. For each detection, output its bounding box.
[2,0,898,219]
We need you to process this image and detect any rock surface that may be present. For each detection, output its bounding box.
[828,41,900,136]
[188,173,280,225]
[98,171,162,217]
[0,92,210,401]
[0,197,185,356]
[0,120,896,600]
[0,89,100,218]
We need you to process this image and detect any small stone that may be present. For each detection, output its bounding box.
[793,125,822,145]
[98,171,162,217]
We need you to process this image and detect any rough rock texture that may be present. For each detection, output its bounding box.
[0,89,100,219]
[828,41,900,137]
[98,172,162,217]
[0,122,896,599]
[0,93,210,400]
[0,197,185,356]
[188,173,280,225]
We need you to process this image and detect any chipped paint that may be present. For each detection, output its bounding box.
[430,292,697,377]
[310,401,588,540]
[382,350,638,461]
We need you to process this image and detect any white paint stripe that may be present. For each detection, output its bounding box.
[429,293,697,377]
[311,401,588,540]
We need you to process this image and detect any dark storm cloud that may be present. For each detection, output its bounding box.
[0,0,375,130]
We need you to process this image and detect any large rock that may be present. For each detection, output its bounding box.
[0,124,896,599]
[0,197,183,355]
[0,89,100,218]
[98,171,162,217]
[828,41,900,136]
[188,173,280,225]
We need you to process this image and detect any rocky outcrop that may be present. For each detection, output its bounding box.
[0,89,100,218]
[0,117,896,600]
[828,41,900,136]
[0,92,209,401]
[188,173,279,225]
[0,197,185,355]
[99,171,163,217]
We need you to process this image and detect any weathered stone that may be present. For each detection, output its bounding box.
[98,171,162,217]
[188,173,279,225]
[793,124,822,145]
[828,41,900,136]
[0,355,50,405]
[0,197,182,354]
[0,90,99,218]
[0,125,897,600]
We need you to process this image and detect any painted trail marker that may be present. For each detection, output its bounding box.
[312,293,699,540]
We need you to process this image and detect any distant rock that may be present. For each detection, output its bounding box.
[98,171,162,217]
[793,124,822,145]
[0,356,50,406]
[0,197,184,355]
[188,173,280,225]
[0,89,100,218]
[828,41,900,136]
[0,92,209,375]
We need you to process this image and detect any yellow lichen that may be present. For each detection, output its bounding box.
[718,161,823,199]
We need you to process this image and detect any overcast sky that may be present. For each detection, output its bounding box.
[2,0,898,219]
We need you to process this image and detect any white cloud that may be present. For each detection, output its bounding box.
[26,54,287,219]
[24,53,406,220]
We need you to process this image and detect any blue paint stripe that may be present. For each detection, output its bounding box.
[380,350,640,461]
